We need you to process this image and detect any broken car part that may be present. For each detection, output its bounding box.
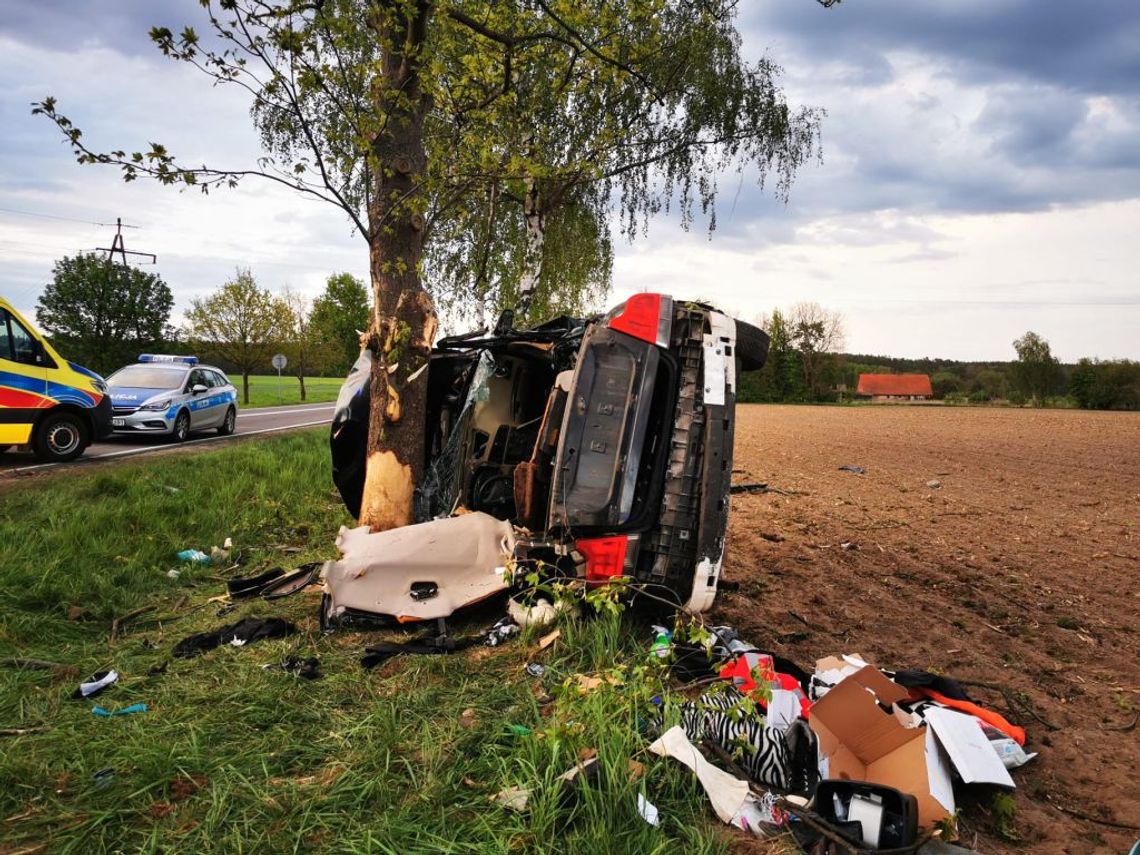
[321,512,515,626]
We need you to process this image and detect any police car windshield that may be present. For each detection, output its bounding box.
[107,365,188,389]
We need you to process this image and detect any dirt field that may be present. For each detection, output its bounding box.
[717,404,1139,855]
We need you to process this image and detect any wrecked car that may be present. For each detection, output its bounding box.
[328,293,769,624]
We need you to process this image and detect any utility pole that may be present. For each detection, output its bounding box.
[96,217,156,266]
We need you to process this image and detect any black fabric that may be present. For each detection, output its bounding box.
[173,617,296,659]
[227,568,286,599]
[669,643,720,682]
[890,668,973,702]
[361,632,476,669]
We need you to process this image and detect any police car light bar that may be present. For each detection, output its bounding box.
[138,354,199,365]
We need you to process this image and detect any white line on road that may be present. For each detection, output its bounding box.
[5,418,332,475]
[238,404,336,418]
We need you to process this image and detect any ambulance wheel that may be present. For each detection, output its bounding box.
[171,410,191,443]
[33,411,88,463]
[217,406,236,436]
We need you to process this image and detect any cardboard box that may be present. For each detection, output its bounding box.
[810,665,955,828]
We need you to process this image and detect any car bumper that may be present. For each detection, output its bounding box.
[110,409,176,434]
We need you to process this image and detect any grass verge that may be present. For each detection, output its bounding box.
[0,430,729,854]
[242,375,343,409]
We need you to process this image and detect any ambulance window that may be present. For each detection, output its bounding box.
[2,310,39,366]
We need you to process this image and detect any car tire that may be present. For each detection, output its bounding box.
[32,411,89,463]
[734,319,770,372]
[217,406,236,436]
[171,410,191,443]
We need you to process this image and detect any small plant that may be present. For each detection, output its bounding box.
[992,791,1020,842]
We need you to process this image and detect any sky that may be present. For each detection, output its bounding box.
[1,1,1138,362]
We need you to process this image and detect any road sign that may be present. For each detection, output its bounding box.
[272,353,287,371]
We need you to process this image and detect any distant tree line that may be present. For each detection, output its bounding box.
[738,311,1140,411]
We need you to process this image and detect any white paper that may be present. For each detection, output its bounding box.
[848,795,884,847]
[924,726,958,813]
[649,726,754,829]
[637,792,660,826]
[925,707,1015,788]
[766,689,801,732]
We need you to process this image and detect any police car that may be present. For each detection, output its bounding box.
[106,355,238,441]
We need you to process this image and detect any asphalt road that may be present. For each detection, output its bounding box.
[0,401,335,476]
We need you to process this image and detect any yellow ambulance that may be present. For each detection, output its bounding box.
[0,296,112,462]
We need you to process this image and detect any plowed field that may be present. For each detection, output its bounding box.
[717,404,1140,854]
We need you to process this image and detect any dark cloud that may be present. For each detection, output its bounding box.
[747,0,1140,97]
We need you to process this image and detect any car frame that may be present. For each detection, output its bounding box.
[330,293,769,614]
[106,355,238,441]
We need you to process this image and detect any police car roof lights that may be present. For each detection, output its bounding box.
[138,354,199,365]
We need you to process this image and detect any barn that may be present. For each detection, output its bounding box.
[855,373,934,401]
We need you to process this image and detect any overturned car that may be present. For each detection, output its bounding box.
[327,293,768,625]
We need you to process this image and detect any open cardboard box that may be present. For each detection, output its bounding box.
[810,665,956,828]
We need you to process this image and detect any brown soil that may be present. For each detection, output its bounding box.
[716,404,1140,855]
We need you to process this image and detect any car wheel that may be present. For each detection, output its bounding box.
[171,410,191,443]
[33,411,89,463]
[734,319,770,372]
[217,406,236,436]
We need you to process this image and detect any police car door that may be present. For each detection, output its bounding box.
[186,369,214,429]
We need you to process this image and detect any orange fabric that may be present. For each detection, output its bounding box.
[911,688,1026,746]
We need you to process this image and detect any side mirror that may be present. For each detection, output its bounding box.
[192,384,209,395]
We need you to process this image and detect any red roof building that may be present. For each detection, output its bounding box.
[855,373,934,400]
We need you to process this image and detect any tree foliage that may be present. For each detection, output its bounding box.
[1011,331,1060,407]
[1070,358,1140,410]
[185,269,289,404]
[279,286,336,401]
[310,272,371,375]
[35,253,173,376]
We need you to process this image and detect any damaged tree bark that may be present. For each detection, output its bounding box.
[359,0,438,532]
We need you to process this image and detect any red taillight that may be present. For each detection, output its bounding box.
[607,293,671,346]
[576,535,629,580]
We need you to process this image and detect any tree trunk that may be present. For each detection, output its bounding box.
[298,372,307,402]
[358,0,438,533]
[515,176,546,318]
[242,371,250,405]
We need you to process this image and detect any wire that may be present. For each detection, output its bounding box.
[0,206,140,229]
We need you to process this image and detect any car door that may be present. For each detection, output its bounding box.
[0,308,48,446]
[186,369,212,429]
[204,370,229,426]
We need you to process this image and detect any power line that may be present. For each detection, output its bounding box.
[0,206,140,229]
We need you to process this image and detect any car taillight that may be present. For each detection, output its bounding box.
[576,535,629,581]
[607,293,672,347]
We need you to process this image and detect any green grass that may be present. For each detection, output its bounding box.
[0,430,729,854]
[240,375,344,409]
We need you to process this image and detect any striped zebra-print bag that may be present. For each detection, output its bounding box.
[681,685,791,790]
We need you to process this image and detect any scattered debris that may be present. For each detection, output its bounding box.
[839,541,858,550]
[483,617,520,647]
[72,669,118,699]
[92,703,147,717]
[264,655,322,680]
[839,465,866,474]
[637,792,660,826]
[175,549,210,564]
[172,617,296,659]
[491,785,530,812]
[227,567,285,599]
[760,532,786,543]
[525,663,546,678]
[92,768,115,789]
[926,479,942,489]
[166,570,181,580]
[537,628,561,651]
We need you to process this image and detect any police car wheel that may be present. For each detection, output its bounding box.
[217,406,236,436]
[33,411,88,463]
[172,410,191,443]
